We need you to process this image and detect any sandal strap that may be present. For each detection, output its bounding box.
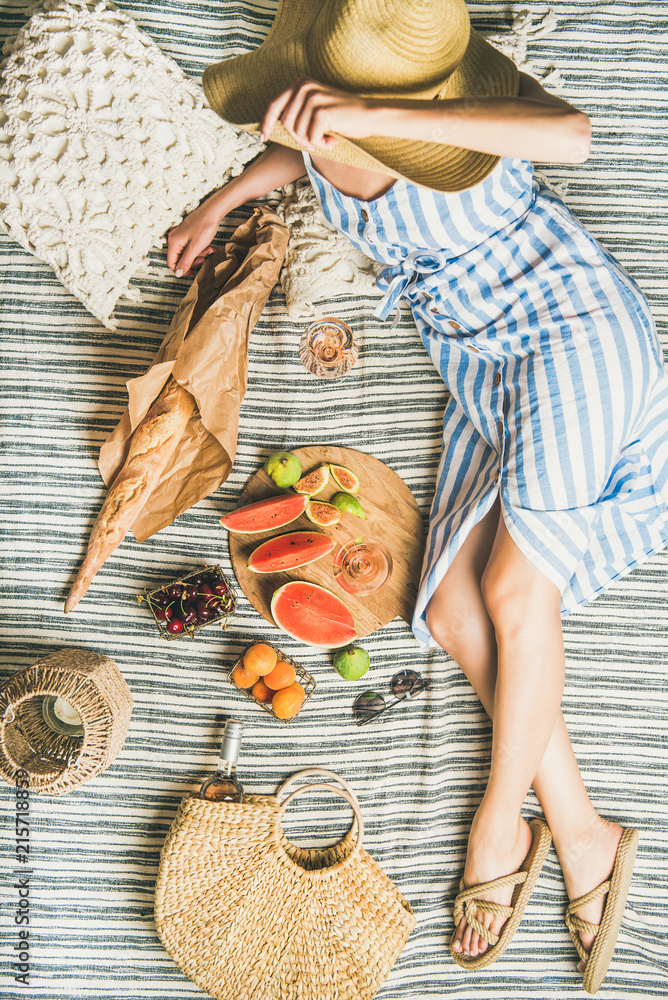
[461,899,514,945]
[453,870,528,946]
[567,878,611,914]
[564,878,612,962]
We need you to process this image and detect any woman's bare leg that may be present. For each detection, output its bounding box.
[427,500,623,963]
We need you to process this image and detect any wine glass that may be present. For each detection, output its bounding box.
[333,537,393,595]
[299,317,358,379]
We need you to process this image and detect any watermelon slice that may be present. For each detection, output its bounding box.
[271,581,357,648]
[220,493,307,533]
[248,531,335,574]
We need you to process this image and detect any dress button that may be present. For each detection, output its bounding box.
[494,373,501,386]
[361,209,369,223]
[468,344,479,353]
[497,420,503,435]
[449,320,460,330]
[430,305,439,314]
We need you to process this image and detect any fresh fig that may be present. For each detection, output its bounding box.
[293,465,330,496]
[264,450,302,488]
[329,464,360,494]
[333,646,370,681]
[305,500,342,527]
[331,492,367,519]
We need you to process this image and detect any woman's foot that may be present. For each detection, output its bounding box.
[451,809,533,959]
[556,817,624,972]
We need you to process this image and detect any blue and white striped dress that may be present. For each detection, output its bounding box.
[303,152,668,649]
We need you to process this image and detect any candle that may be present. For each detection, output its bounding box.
[53,698,82,727]
[42,694,84,735]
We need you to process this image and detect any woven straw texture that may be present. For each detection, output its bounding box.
[0,648,133,794]
[154,787,415,1000]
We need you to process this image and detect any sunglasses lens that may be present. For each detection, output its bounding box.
[352,691,386,726]
[391,669,425,699]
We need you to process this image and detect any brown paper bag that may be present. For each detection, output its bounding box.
[99,206,289,543]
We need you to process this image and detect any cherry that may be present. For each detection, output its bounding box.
[213,582,228,596]
[168,584,182,599]
[183,584,198,602]
[167,619,184,634]
[152,591,170,607]
[183,610,198,627]
[198,584,214,596]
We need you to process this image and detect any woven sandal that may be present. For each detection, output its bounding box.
[565,826,639,995]
[450,817,552,970]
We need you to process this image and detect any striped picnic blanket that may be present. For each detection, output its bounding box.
[0,2,666,998]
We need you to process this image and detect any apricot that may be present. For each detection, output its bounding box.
[271,681,306,720]
[252,678,274,704]
[244,643,277,676]
[232,662,259,689]
[264,659,297,691]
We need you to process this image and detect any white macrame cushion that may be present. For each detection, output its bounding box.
[0,0,261,329]
[275,179,383,320]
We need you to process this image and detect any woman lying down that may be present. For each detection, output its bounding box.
[168,1,668,993]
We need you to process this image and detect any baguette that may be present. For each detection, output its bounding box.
[65,377,196,613]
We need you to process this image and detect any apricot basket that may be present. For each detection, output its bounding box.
[228,642,316,724]
[142,565,237,641]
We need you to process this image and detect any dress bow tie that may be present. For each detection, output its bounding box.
[375,249,451,321]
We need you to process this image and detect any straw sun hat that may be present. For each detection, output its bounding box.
[203,0,519,192]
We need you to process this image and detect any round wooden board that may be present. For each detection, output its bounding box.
[228,445,425,642]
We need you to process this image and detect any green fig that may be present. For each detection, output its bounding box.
[333,646,370,681]
[264,450,302,488]
[331,492,367,519]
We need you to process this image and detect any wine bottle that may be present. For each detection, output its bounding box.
[198,719,244,802]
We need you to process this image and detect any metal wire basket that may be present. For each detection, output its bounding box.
[228,641,316,723]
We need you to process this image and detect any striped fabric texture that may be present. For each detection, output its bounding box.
[1,2,667,1000]
[304,151,668,647]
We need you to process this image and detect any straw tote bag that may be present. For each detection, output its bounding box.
[154,767,416,1000]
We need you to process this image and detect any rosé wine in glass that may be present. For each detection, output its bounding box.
[299,317,358,379]
[333,538,393,595]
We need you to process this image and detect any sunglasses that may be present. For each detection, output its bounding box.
[352,669,428,727]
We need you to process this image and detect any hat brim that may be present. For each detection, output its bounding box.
[203,29,519,192]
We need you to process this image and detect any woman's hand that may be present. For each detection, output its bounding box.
[261,72,590,166]
[261,77,377,149]
[167,197,225,278]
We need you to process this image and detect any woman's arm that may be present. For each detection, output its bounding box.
[261,73,591,166]
[167,142,306,276]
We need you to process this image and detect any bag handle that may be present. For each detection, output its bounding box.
[276,766,357,802]
[278,782,365,850]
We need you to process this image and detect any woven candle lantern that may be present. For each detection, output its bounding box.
[0,648,133,795]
